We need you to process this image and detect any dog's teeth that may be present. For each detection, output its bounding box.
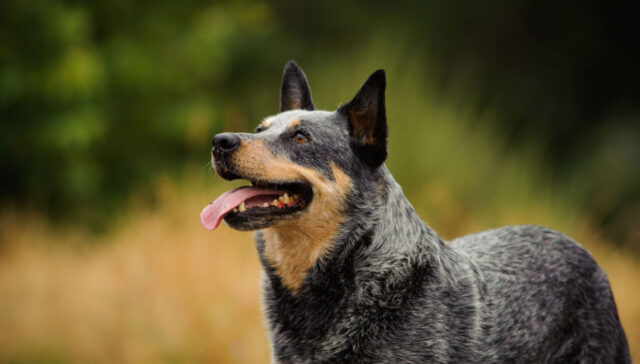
[239,202,246,212]
[278,196,284,203]
[272,199,278,206]
[262,203,269,208]
[232,208,238,213]
[283,193,290,204]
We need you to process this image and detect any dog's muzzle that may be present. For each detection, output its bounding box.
[211,132,242,180]
[212,132,241,156]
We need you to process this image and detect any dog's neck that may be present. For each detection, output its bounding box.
[259,214,342,293]
[353,166,445,277]
[257,165,446,295]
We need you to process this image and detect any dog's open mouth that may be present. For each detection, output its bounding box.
[200,180,313,231]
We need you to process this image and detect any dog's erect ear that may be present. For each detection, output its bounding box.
[339,69,387,168]
[280,61,315,112]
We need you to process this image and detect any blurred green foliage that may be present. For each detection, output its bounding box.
[1,0,282,225]
[1,0,638,249]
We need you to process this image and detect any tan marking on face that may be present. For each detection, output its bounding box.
[288,118,300,128]
[230,140,352,292]
[262,117,274,129]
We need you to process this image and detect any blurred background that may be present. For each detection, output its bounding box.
[1,0,638,362]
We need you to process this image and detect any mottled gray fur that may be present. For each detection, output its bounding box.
[259,167,630,363]
[213,62,631,363]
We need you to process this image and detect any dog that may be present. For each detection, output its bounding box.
[200,61,630,363]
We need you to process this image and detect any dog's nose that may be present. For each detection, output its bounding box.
[212,133,241,153]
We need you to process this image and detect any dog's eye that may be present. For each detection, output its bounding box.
[256,126,264,133]
[294,132,308,144]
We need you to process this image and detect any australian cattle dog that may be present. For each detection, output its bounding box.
[201,61,630,363]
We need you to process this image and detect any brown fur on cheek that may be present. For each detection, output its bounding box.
[230,140,353,293]
[262,163,351,293]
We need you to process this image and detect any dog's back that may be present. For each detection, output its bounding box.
[452,226,630,362]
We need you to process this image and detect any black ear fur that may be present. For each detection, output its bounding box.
[280,61,315,112]
[339,69,387,168]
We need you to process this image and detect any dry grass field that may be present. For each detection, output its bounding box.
[0,175,638,363]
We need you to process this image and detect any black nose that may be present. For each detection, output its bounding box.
[212,133,241,153]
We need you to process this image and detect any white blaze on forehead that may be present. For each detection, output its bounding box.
[263,117,275,128]
[258,110,335,133]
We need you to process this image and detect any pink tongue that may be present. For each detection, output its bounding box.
[200,187,282,231]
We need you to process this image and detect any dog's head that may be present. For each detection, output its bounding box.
[201,61,387,232]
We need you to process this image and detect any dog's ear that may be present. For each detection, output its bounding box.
[339,69,387,168]
[280,61,315,112]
